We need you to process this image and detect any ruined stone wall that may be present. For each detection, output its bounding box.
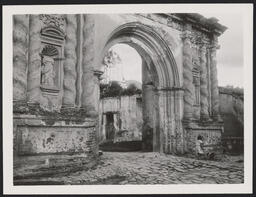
[99,94,143,142]
[13,14,100,158]
[95,14,225,154]
[13,13,226,156]
[13,115,96,155]
[185,123,222,153]
[219,88,244,137]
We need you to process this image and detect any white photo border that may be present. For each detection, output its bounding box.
[3,3,253,195]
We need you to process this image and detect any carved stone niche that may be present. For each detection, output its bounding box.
[40,26,65,94]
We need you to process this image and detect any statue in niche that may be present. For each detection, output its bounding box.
[41,55,56,87]
[40,44,59,88]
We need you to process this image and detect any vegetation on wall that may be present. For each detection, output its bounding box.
[219,85,243,100]
[100,81,142,98]
[218,85,244,139]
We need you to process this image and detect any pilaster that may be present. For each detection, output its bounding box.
[199,41,210,120]
[27,15,41,104]
[62,14,78,108]
[81,14,99,117]
[13,15,29,102]
[209,36,222,121]
[181,29,195,121]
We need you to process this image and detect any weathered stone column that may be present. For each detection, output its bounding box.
[13,15,29,101]
[27,15,41,104]
[181,30,195,120]
[174,88,185,153]
[75,14,83,107]
[142,62,155,151]
[62,14,77,107]
[81,14,101,117]
[157,89,166,153]
[199,42,210,120]
[209,37,222,121]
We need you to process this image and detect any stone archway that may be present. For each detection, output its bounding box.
[100,22,184,154]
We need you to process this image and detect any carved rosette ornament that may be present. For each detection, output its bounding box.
[199,43,210,120]
[81,14,99,117]
[13,15,29,101]
[27,15,41,104]
[209,40,221,121]
[63,15,78,107]
[181,31,195,120]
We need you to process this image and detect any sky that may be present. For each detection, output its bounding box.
[201,12,243,88]
[106,13,243,88]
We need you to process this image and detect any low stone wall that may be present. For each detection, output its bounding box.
[14,115,97,156]
[13,101,99,179]
[185,121,223,154]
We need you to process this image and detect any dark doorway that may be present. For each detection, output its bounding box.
[105,112,115,140]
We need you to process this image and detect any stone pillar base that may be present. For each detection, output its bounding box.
[184,120,224,154]
[14,115,97,156]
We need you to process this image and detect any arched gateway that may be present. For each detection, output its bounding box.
[13,14,227,159]
[100,22,183,153]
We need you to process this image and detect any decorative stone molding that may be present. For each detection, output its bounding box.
[39,14,65,32]
[62,14,78,107]
[27,15,42,103]
[13,15,29,101]
[199,43,210,120]
[166,16,183,31]
[40,25,65,94]
[153,26,178,52]
[192,67,200,104]
[181,30,195,120]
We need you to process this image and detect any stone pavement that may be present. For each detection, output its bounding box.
[23,152,244,185]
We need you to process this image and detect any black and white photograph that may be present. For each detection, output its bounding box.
[2,3,253,195]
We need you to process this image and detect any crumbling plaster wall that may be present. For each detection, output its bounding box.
[219,90,244,137]
[99,94,143,142]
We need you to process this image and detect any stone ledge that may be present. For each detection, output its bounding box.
[13,101,98,120]
[14,153,99,184]
[183,120,224,130]
[14,115,96,127]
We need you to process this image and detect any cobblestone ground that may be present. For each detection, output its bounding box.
[42,152,244,185]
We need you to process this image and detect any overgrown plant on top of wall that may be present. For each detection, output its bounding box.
[100,81,142,98]
[219,86,244,100]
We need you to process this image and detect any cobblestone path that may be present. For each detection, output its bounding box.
[44,152,244,185]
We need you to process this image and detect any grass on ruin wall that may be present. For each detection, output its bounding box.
[100,81,142,99]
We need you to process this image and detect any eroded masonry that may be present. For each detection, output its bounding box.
[13,14,227,160]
